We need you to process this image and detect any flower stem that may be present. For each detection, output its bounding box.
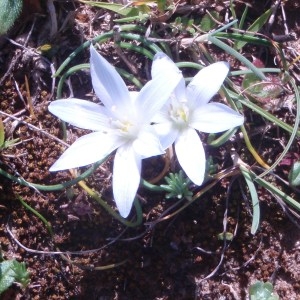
[240,125,270,169]
[77,180,143,227]
[0,159,104,191]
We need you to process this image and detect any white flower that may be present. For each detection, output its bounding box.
[49,46,181,217]
[151,53,244,185]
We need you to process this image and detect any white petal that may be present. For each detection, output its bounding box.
[190,103,244,133]
[151,52,180,78]
[136,65,182,119]
[90,45,131,116]
[186,62,229,107]
[50,132,123,171]
[174,77,187,102]
[151,105,170,123]
[175,128,206,185]
[113,146,141,217]
[132,126,164,158]
[153,122,178,150]
[49,99,111,131]
[129,91,138,104]
[151,52,187,103]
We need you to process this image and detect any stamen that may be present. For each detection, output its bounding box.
[169,102,189,126]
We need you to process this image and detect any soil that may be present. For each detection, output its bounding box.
[0,0,300,299]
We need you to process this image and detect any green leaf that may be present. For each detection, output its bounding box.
[207,128,238,147]
[0,260,16,294]
[249,281,279,300]
[240,165,260,234]
[12,261,30,287]
[0,117,20,150]
[0,0,23,35]
[160,171,193,200]
[113,13,149,23]
[253,172,300,212]
[0,118,4,147]
[288,161,300,187]
[242,73,283,100]
[79,1,140,17]
[200,11,219,32]
[235,8,273,50]
[2,138,20,149]
[0,259,30,294]
[238,4,249,30]
[209,36,266,80]
[157,0,167,12]
[238,97,300,137]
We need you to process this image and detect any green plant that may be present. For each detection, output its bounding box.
[0,118,20,150]
[0,17,298,238]
[0,259,30,294]
[80,0,175,23]
[249,281,279,300]
[289,161,300,187]
[160,170,193,201]
[0,0,23,35]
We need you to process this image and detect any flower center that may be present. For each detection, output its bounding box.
[110,119,137,139]
[169,102,190,127]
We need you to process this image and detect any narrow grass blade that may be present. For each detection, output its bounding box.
[240,165,260,234]
[207,128,238,147]
[238,4,248,30]
[0,118,4,147]
[254,174,300,212]
[17,195,53,236]
[235,7,273,50]
[215,32,271,47]
[238,97,300,137]
[209,36,266,80]
[256,77,300,178]
[79,1,139,17]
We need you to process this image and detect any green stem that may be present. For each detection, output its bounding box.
[56,63,143,99]
[208,128,238,147]
[56,63,90,99]
[78,180,143,227]
[0,159,106,191]
[54,24,161,78]
[118,41,154,59]
[17,195,53,236]
[141,179,165,192]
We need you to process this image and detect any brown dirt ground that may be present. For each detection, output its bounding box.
[0,0,300,299]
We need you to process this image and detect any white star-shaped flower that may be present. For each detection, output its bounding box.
[151,53,244,185]
[49,46,181,217]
